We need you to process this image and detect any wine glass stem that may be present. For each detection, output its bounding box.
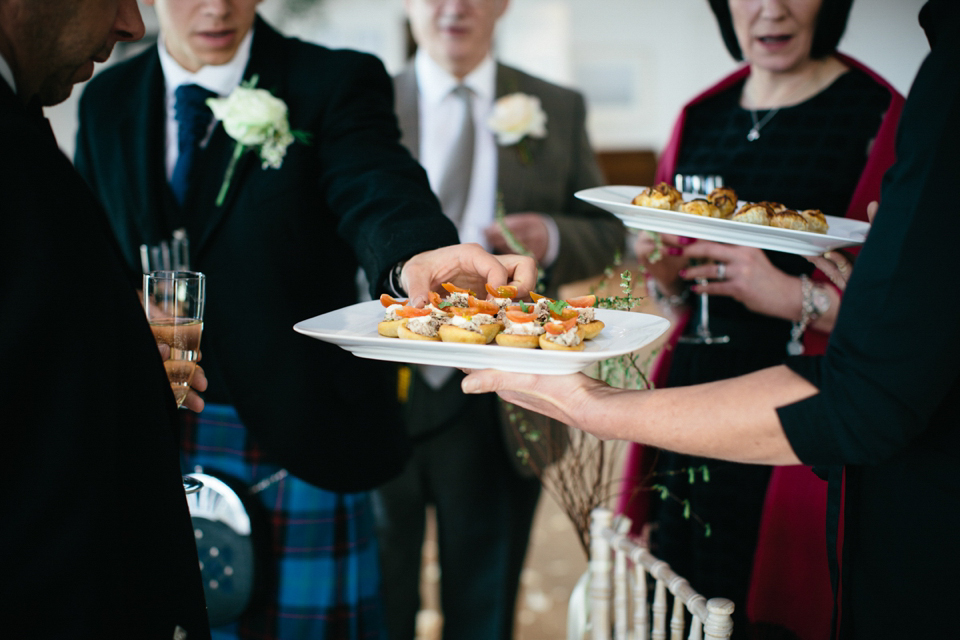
[696,280,711,339]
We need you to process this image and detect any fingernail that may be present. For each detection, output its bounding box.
[667,247,682,256]
[461,379,477,394]
[678,269,688,278]
[679,237,694,245]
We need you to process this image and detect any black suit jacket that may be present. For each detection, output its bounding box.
[75,17,459,492]
[1,82,209,638]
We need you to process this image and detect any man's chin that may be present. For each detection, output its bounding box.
[38,83,75,107]
[39,63,94,106]
[73,60,96,85]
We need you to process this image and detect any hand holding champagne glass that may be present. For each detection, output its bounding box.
[143,271,205,408]
[675,174,730,345]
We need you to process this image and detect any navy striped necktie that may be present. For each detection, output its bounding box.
[171,84,217,205]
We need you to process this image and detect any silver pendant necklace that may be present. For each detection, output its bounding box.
[747,107,780,141]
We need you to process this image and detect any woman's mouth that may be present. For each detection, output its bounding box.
[757,35,792,45]
[756,34,793,50]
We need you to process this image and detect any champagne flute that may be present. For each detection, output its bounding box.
[143,271,206,406]
[675,174,730,345]
[143,270,205,494]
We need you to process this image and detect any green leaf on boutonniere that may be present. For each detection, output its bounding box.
[206,74,311,206]
[516,138,534,165]
[493,191,545,291]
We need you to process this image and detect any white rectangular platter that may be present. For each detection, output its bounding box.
[576,185,869,256]
[294,300,671,375]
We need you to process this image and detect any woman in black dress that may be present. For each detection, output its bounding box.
[630,0,903,636]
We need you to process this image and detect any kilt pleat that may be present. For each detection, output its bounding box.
[181,404,386,640]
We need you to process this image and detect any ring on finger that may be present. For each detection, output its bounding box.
[715,262,727,281]
[826,251,850,275]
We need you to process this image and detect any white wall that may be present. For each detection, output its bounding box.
[47,0,930,157]
[494,0,929,149]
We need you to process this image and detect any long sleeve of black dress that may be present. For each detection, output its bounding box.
[778,0,960,469]
[776,1,960,637]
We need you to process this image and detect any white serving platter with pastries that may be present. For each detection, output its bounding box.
[294,300,670,375]
[576,185,869,256]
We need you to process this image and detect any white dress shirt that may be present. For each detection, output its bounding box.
[157,29,253,181]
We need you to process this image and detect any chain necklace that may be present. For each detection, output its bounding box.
[747,107,780,141]
[743,60,835,142]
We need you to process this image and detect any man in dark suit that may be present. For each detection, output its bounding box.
[0,0,211,637]
[73,0,535,637]
[373,0,625,638]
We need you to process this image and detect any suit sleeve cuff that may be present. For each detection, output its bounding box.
[382,260,407,297]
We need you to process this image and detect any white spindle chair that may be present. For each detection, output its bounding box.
[568,507,734,640]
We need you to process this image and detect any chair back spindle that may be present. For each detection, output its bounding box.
[573,508,734,640]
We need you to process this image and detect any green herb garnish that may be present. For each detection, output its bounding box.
[547,299,569,315]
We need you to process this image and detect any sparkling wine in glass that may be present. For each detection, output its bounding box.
[143,271,205,407]
[144,271,205,494]
[675,174,730,345]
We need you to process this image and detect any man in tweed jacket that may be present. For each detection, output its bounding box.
[374,0,625,638]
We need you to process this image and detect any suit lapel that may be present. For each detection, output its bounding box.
[495,65,527,214]
[121,51,170,245]
[394,66,420,159]
[187,16,285,257]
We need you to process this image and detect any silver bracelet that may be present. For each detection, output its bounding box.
[787,274,831,355]
[787,275,812,355]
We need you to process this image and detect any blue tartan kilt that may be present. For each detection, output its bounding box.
[181,404,387,640]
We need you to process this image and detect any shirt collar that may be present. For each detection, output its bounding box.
[415,49,496,106]
[157,27,254,97]
[0,52,16,94]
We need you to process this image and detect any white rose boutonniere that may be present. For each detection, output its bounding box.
[206,75,311,206]
[488,92,547,164]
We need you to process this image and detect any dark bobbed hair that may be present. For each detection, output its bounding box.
[707,0,854,61]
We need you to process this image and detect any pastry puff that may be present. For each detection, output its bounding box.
[799,209,829,233]
[633,182,683,210]
[757,201,788,213]
[731,202,773,226]
[769,209,808,230]
[707,187,738,217]
[679,198,723,218]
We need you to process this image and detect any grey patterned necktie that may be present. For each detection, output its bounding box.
[420,85,475,391]
[435,84,475,225]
